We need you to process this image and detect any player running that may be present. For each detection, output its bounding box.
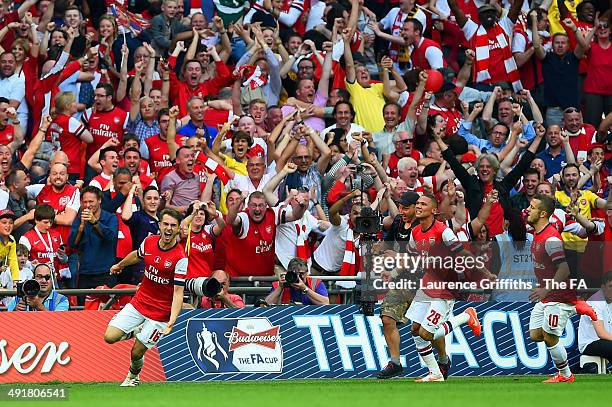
[104,209,187,387]
[525,194,597,383]
[406,194,495,382]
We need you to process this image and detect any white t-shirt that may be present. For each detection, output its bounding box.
[228,171,277,196]
[578,290,612,353]
[275,211,324,269]
[313,215,350,272]
[380,7,427,32]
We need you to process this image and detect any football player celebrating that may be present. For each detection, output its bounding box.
[405,194,495,382]
[526,194,578,383]
[104,209,187,387]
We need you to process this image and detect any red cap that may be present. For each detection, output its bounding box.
[461,152,477,164]
[588,143,605,154]
[0,209,17,220]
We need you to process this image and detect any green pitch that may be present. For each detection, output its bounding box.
[1,376,610,407]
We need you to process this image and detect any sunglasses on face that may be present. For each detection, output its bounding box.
[598,22,609,29]
[35,274,51,281]
[397,139,413,144]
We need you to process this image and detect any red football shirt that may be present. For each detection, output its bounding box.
[184,224,215,278]
[19,227,64,272]
[81,107,129,157]
[131,235,187,322]
[144,135,185,175]
[0,124,15,145]
[50,114,86,174]
[36,184,80,246]
[409,219,463,299]
[532,224,574,303]
[225,206,288,277]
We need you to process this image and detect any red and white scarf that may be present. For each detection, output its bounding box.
[340,228,360,276]
[242,65,268,90]
[473,23,522,92]
[295,221,310,260]
[196,153,231,184]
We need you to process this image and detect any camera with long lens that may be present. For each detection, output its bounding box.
[354,207,382,235]
[16,279,41,297]
[283,270,299,287]
[185,277,222,298]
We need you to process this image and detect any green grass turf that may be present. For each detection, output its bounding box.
[0,376,610,407]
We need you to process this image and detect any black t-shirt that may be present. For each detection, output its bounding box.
[385,215,419,243]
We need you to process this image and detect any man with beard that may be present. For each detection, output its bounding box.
[447,0,525,91]
[435,121,545,236]
[5,168,34,240]
[225,191,307,277]
[123,148,157,190]
[160,146,200,214]
[69,186,118,302]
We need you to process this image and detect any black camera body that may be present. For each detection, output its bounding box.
[283,270,300,287]
[16,279,41,297]
[354,207,382,235]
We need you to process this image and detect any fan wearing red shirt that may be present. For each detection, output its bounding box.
[50,92,94,179]
[19,204,65,274]
[388,131,423,178]
[105,209,187,387]
[182,201,226,279]
[224,191,307,277]
[562,108,597,158]
[428,83,463,137]
[400,18,446,70]
[0,99,21,147]
[144,109,186,178]
[167,44,232,118]
[36,163,80,247]
[405,194,490,382]
[81,83,129,159]
[525,194,578,383]
[122,148,157,190]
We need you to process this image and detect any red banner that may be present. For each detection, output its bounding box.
[0,311,166,383]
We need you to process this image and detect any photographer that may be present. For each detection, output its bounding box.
[200,270,245,309]
[265,259,329,305]
[7,264,69,311]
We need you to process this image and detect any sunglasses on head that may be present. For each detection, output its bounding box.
[563,107,580,114]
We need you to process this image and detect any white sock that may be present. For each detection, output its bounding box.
[413,335,442,376]
[547,343,571,377]
[432,312,470,340]
[130,355,145,376]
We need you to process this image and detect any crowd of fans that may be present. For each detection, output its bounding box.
[0,0,610,320]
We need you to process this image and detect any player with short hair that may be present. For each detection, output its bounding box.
[406,194,493,382]
[526,194,577,383]
[104,208,187,387]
